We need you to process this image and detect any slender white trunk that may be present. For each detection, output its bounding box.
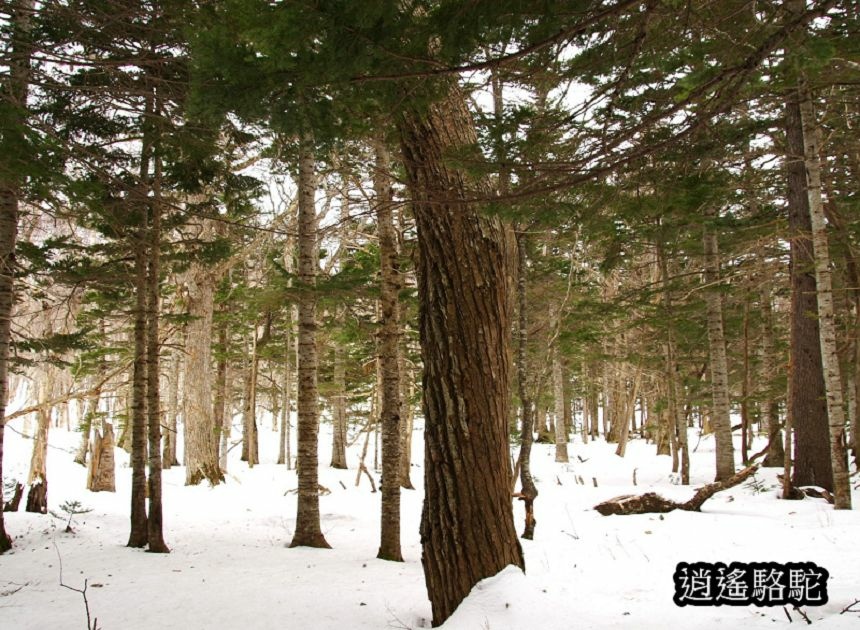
[702,212,735,481]
[800,93,852,509]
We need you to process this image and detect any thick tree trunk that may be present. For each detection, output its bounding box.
[799,94,852,509]
[398,85,524,626]
[785,85,831,490]
[702,213,736,481]
[375,136,403,561]
[289,133,330,549]
[183,245,224,486]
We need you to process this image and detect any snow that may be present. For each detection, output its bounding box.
[2,415,858,630]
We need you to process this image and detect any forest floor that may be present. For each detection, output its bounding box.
[2,414,859,630]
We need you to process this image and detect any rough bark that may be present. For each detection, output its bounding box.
[145,176,169,553]
[25,481,47,514]
[799,93,852,509]
[87,423,116,492]
[785,80,831,491]
[128,215,149,549]
[702,212,736,481]
[183,240,224,486]
[375,136,403,561]
[289,133,330,549]
[398,85,524,626]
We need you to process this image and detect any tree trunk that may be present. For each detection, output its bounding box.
[289,133,330,549]
[26,369,53,514]
[552,343,569,463]
[145,172,169,552]
[785,81,831,491]
[87,423,116,492]
[588,366,600,440]
[241,329,260,466]
[854,326,860,471]
[277,315,291,467]
[740,297,751,465]
[128,210,149,549]
[398,348,415,489]
[375,136,403,561]
[183,239,224,486]
[163,343,181,469]
[799,92,852,509]
[614,364,642,458]
[759,277,785,466]
[702,212,736,481]
[74,376,99,467]
[398,85,524,626]
[658,242,688,483]
[330,342,348,469]
[0,0,36,553]
[514,233,538,540]
[602,367,613,441]
[215,321,230,473]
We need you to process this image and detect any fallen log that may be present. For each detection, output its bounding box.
[594,465,759,516]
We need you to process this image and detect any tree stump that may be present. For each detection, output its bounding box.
[3,483,23,512]
[87,423,116,492]
[25,480,47,514]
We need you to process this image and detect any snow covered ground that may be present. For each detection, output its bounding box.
[1,413,858,630]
